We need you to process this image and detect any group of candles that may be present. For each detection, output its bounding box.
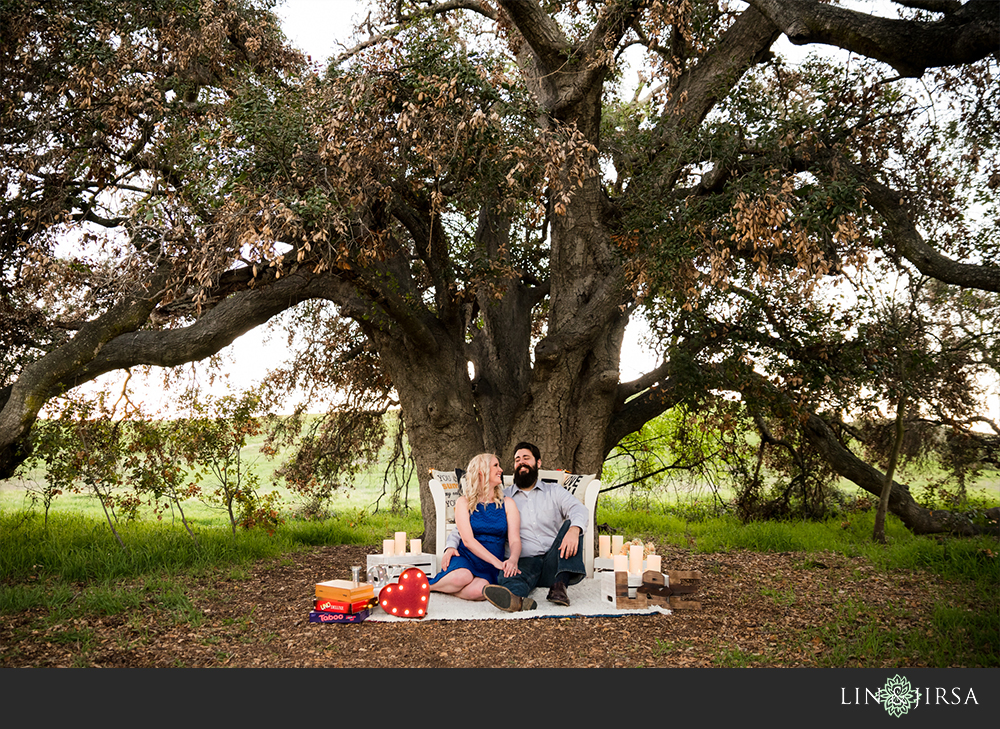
[382,530,660,573]
[382,531,422,557]
[598,534,661,574]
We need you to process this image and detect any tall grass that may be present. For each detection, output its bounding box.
[0,508,421,584]
[2,512,276,583]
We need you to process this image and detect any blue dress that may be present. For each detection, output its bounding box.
[428,502,508,585]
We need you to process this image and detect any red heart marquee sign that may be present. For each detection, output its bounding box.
[378,567,430,618]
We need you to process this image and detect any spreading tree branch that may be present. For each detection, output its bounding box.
[745,0,999,77]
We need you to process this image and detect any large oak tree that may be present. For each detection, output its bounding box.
[2,0,998,543]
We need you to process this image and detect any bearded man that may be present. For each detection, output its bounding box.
[440,441,589,611]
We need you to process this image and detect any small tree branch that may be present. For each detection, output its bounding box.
[862,177,1000,293]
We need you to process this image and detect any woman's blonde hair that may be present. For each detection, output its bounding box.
[462,453,504,513]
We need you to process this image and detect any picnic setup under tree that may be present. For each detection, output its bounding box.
[1,0,998,552]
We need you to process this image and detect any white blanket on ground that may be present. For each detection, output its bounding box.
[365,577,671,622]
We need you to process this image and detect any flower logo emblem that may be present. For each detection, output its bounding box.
[878,675,920,717]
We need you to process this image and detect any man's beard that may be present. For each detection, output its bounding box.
[513,463,538,490]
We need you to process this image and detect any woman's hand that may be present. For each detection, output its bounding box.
[500,557,521,578]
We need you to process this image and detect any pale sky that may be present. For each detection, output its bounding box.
[275,0,366,64]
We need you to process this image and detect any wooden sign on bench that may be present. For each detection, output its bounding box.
[614,569,703,610]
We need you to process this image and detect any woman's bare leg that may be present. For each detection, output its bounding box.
[429,568,474,594]
[456,577,489,601]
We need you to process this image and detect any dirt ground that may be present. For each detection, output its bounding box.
[0,542,992,668]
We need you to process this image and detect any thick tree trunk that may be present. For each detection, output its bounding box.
[510,62,632,475]
[365,323,484,548]
[466,206,540,456]
[512,174,629,474]
[511,314,628,477]
[511,253,629,477]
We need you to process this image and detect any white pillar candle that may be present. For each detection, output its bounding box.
[410,538,422,555]
[613,554,628,573]
[646,554,661,573]
[628,571,642,598]
[598,535,611,560]
[383,539,395,556]
[611,535,624,556]
[394,531,407,555]
[629,544,643,574]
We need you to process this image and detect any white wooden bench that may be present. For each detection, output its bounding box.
[428,468,602,577]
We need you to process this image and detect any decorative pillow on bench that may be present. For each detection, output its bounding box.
[536,472,593,501]
[562,473,587,498]
[430,468,464,523]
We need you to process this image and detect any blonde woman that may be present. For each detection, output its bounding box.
[427,453,522,601]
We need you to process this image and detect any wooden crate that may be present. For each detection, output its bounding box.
[593,557,660,573]
[606,569,703,610]
[366,553,438,580]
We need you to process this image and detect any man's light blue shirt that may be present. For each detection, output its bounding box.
[445,478,588,558]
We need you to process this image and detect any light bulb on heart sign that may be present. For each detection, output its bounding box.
[378,567,430,618]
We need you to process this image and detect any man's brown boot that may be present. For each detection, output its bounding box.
[483,585,536,612]
[546,581,570,606]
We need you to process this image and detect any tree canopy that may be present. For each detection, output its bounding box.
[2,0,998,542]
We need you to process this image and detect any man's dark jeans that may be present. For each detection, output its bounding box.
[499,520,586,598]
